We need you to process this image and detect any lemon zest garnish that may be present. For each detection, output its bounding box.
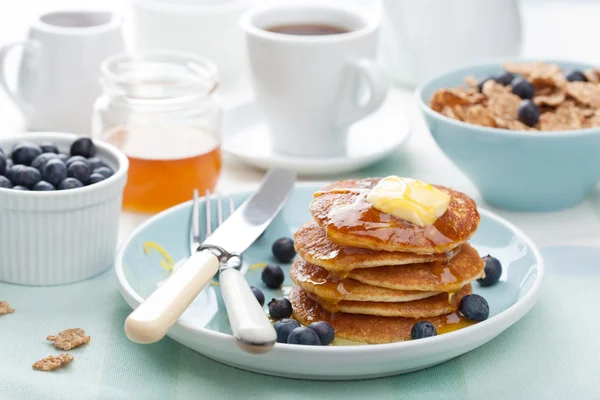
[249,262,268,271]
[143,241,175,271]
[210,280,220,287]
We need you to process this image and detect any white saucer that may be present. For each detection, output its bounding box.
[222,101,411,176]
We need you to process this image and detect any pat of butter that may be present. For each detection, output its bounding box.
[366,176,451,227]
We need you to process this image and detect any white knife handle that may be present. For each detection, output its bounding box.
[220,268,277,353]
[125,251,219,344]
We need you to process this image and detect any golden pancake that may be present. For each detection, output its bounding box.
[309,178,480,254]
[290,257,439,303]
[294,222,454,272]
[290,286,476,344]
[308,285,471,318]
[349,243,484,292]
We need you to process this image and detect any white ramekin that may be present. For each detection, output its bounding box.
[0,132,129,285]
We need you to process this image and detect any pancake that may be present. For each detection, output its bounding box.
[290,257,440,303]
[309,178,480,254]
[308,285,471,318]
[294,222,454,272]
[290,286,476,344]
[349,243,485,292]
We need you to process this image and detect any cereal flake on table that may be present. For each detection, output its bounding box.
[0,301,14,315]
[32,354,74,371]
[429,62,600,131]
[47,328,90,350]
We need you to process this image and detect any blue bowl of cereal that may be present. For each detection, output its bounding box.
[416,59,600,212]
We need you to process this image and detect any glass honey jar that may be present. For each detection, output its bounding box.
[93,50,222,213]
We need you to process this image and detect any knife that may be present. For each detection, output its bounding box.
[125,169,296,352]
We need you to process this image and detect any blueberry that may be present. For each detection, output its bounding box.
[58,177,84,190]
[7,164,25,182]
[308,321,335,345]
[39,142,59,154]
[87,173,106,185]
[411,321,437,339]
[92,166,113,178]
[70,137,96,158]
[251,286,265,306]
[565,70,587,82]
[5,158,13,172]
[478,255,502,287]
[0,175,12,189]
[272,237,296,263]
[495,71,515,86]
[42,159,68,188]
[66,155,89,168]
[87,157,107,171]
[13,166,41,188]
[511,78,535,99]
[33,181,55,191]
[459,294,490,321]
[476,76,494,92]
[268,297,293,319]
[517,100,540,127]
[31,153,59,172]
[57,154,69,163]
[0,153,6,176]
[261,264,285,289]
[287,327,321,345]
[67,160,90,183]
[11,185,29,191]
[274,318,300,343]
[11,142,42,166]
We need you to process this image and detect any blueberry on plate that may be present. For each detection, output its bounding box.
[87,173,106,185]
[42,159,68,188]
[7,164,25,182]
[0,175,12,189]
[411,321,437,339]
[272,237,296,263]
[477,255,502,287]
[92,166,113,178]
[511,78,535,99]
[13,166,41,189]
[39,141,59,154]
[58,177,84,190]
[459,294,490,322]
[476,76,494,93]
[67,160,91,183]
[287,326,321,346]
[31,153,59,172]
[0,153,6,176]
[308,321,335,345]
[565,70,587,82]
[70,137,97,158]
[268,297,293,319]
[251,286,265,306]
[11,142,42,166]
[274,318,300,343]
[66,155,89,168]
[517,100,540,127]
[495,71,515,86]
[261,264,285,289]
[87,157,107,171]
[12,185,29,191]
[33,181,55,191]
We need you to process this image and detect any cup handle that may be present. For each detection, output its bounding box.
[0,40,35,113]
[334,59,389,127]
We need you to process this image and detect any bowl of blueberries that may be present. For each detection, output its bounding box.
[417,59,600,212]
[0,132,128,285]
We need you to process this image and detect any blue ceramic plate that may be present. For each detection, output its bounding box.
[116,184,544,380]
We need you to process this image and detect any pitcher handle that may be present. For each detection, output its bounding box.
[334,58,389,127]
[0,41,35,113]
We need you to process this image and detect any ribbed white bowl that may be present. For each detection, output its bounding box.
[0,132,128,285]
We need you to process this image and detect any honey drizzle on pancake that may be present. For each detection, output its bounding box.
[325,191,454,248]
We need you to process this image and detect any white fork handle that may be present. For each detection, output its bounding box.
[220,268,277,353]
[125,251,219,344]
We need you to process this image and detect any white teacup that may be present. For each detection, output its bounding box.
[241,4,388,158]
[0,11,124,133]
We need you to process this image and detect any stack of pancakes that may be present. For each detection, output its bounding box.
[289,178,485,344]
